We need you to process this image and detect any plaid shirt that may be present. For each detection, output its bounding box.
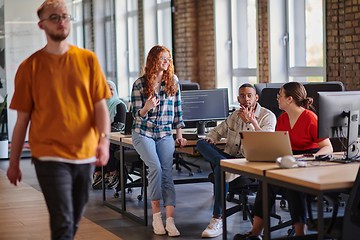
[206,102,276,157]
[131,75,185,139]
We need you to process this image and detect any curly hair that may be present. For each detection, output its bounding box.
[143,45,177,98]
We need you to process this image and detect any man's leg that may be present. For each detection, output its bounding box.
[33,158,74,240]
[197,139,232,217]
[197,139,233,238]
[72,163,95,236]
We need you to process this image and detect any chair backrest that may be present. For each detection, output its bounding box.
[259,88,284,119]
[304,81,344,114]
[179,82,200,91]
[342,166,360,239]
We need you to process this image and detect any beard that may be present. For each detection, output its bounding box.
[48,31,69,42]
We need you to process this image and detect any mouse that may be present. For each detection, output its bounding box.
[315,154,332,161]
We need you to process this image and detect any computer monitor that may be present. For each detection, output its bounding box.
[318,91,360,160]
[181,88,229,135]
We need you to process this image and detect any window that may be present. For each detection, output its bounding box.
[156,0,172,50]
[72,0,84,48]
[287,0,324,82]
[143,0,172,61]
[127,0,140,90]
[104,0,116,82]
[215,0,258,105]
[231,0,257,103]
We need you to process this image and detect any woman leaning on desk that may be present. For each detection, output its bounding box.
[131,45,187,237]
[234,82,333,240]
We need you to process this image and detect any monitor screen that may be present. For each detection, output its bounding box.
[181,88,229,122]
[180,89,229,134]
[318,91,360,159]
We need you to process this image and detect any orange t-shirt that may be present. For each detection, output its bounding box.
[10,45,111,160]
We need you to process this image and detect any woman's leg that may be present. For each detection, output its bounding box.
[132,132,163,208]
[132,132,166,235]
[156,135,176,208]
[156,135,180,236]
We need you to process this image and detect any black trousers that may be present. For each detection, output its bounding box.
[33,158,94,240]
[252,148,320,224]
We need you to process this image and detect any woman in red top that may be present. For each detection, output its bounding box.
[276,82,333,155]
[234,82,333,240]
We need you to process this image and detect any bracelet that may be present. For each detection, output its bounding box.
[100,133,110,140]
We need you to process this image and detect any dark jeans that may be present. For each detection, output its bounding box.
[252,148,320,224]
[197,139,235,217]
[33,158,94,240]
[253,184,307,224]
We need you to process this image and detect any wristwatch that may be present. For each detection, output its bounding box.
[100,133,110,140]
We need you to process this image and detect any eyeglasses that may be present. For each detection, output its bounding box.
[239,94,254,99]
[40,14,74,23]
[160,57,172,62]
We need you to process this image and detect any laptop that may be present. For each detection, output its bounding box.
[239,131,293,162]
[123,112,134,135]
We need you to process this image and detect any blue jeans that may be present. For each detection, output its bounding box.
[132,131,176,206]
[197,139,234,217]
[33,158,94,240]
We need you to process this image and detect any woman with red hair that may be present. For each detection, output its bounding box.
[131,45,187,236]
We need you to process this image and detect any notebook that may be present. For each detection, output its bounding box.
[239,131,293,162]
[123,112,134,135]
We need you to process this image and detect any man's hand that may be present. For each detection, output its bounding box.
[94,138,110,167]
[7,164,22,186]
[176,137,187,148]
[203,138,215,145]
[238,105,254,124]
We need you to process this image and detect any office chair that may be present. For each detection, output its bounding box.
[113,148,147,201]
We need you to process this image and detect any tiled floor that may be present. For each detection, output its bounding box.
[0,153,343,240]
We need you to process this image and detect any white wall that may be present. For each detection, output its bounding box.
[5,0,73,141]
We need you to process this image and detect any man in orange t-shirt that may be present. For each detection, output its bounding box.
[7,1,111,239]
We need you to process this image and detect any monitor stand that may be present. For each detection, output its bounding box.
[196,121,206,135]
[343,110,359,160]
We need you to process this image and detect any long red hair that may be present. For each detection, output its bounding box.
[143,45,177,98]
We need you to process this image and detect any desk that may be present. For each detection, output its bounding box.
[263,163,360,240]
[220,158,343,240]
[105,132,226,226]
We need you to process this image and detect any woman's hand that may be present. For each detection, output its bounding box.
[176,137,187,148]
[140,96,159,117]
[144,96,159,111]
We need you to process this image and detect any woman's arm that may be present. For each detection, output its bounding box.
[316,138,333,155]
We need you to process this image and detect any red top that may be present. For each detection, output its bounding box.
[276,109,325,151]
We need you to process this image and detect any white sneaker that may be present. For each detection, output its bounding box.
[152,212,166,235]
[165,217,180,237]
[201,218,223,238]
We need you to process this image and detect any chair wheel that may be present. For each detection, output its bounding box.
[137,195,143,201]
[189,172,194,176]
[325,206,333,212]
[198,168,202,173]
[177,167,182,172]
[114,192,119,198]
[280,200,286,208]
[127,188,132,193]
